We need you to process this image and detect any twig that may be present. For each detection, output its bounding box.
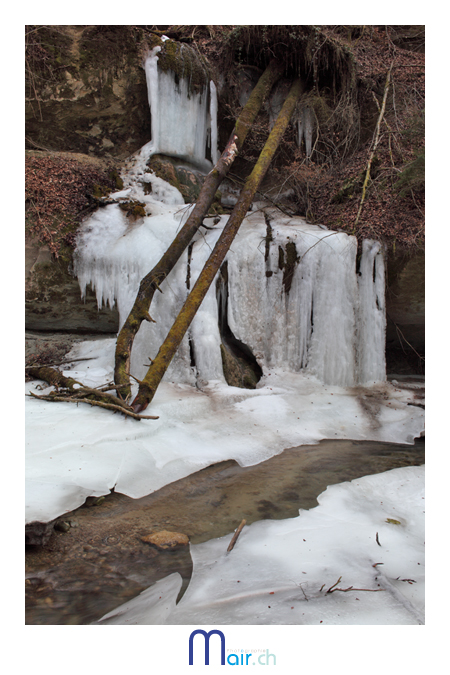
[326,576,342,593]
[299,584,309,602]
[227,519,246,552]
[25,357,96,369]
[386,311,425,362]
[328,585,385,594]
[324,576,385,594]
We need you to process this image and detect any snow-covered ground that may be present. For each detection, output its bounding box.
[25,332,425,626]
[25,337,424,525]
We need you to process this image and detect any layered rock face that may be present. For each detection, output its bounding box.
[26,26,151,159]
[26,235,119,333]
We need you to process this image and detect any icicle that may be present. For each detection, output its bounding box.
[267,80,291,131]
[298,107,314,157]
[209,80,219,165]
[142,46,215,172]
[144,46,161,158]
[357,240,386,384]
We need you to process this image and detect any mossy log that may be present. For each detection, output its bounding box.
[114,59,285,400]
[131,78,303,413]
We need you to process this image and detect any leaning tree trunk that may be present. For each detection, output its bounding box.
[131,78,303,413]
[114,59,285,400]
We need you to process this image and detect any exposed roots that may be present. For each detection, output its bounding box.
[27,366,158,421]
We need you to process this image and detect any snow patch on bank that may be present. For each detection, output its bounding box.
[26,339,424,524]
[96,465,425,625]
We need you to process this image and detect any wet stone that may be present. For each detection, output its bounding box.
[140,530,189,550]
[25,520,55,546]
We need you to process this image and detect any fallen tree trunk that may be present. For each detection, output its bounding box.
[131,78,303,413]
[114,59,285,400]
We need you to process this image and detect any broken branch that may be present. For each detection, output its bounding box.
[227,519,247,552]
[324,576,385,593]
[28,391,158,420]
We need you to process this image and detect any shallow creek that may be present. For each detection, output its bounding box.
[25,437,424,624]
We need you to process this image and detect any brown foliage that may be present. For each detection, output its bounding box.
[25,153,117,257]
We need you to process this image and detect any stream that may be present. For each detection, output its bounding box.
[25,437,424,625]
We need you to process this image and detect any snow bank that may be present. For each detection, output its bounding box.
[26,338,424,524]
[96,465,425,625]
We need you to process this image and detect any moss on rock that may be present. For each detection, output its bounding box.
[156,39,211,94]
[119,200,147,219]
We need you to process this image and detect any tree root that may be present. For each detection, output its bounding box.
[27,366,158,421]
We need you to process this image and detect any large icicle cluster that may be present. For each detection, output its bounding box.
[75,38,385,389]
[75,203,386,387]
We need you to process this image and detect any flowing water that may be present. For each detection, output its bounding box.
[25,437,424,625]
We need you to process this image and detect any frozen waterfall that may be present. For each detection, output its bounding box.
[74,44,386,390]
[75,202,386,388]
[142,45,218,171]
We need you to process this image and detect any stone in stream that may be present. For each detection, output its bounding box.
[140,530,189,551]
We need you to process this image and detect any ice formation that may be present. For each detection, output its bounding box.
[75,204,386,388]
[75,38,385,390]
[142,45,217,171]
[298,106,314,157]
[26,38,424,555]
[96,465,425,625]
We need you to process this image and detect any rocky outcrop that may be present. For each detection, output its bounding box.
[26,236,119,332]
[385,250,425,373]
[26,26,151,158]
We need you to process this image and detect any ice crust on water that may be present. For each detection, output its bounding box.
[96,465,424,625]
